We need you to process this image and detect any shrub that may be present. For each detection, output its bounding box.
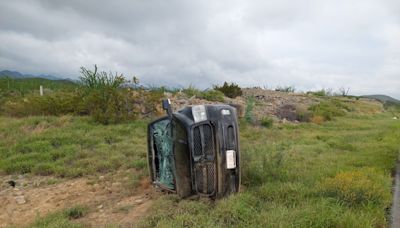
[214,82,243,98]
[79,65,138,124]
[319,169,391,207]
[182,85,200,97]
[275,86,295,93]
[199,90,225,102]
[260,117,273,128]
[82,88,128,124]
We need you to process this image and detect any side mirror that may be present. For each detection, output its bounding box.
[162,99,172,119]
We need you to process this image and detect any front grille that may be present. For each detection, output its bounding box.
[206,163,215,193]
[203,125,213,156]
[192,123,216,195]
[194,163,215,194]
[193,127,202,157]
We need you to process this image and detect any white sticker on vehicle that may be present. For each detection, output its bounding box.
[221,109,231,115]
[192,105,207,123]
[226,150,236,169]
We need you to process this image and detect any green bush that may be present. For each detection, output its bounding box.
[214,82,243,98]
[78,65,138,124]
[199,89,225,102]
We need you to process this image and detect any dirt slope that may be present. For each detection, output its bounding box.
[0,175,157,227]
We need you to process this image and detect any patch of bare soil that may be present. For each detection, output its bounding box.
[0,175,158,227]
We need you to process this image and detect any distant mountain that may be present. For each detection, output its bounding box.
[361,94,400,104]
[0,70,64,80]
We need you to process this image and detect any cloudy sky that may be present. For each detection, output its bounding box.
[1,0,399,98]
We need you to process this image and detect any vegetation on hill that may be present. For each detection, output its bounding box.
[0,77,77,95]
[0,66,164,124]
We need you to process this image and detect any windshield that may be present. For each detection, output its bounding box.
[151,119,175,189]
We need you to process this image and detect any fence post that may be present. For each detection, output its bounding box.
[40,85,43,96]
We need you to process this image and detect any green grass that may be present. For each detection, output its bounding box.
[260,116,273,128]
[32,205,87,228]
[0,116,148,177]
[0,100,399,227]
[138,113,400,227]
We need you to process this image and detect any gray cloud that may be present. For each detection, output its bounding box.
[0,0,399,98]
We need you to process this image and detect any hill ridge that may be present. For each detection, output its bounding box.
[0,69,64,81]
[361,94,400,104]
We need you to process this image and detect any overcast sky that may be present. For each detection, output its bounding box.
[1,0,399,98]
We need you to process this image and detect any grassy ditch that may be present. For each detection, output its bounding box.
[138,113,400,227]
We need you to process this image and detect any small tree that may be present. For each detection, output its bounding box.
[214,82,243,98]
[339,87,350,97]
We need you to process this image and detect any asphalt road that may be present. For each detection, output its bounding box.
[392,161,400,228]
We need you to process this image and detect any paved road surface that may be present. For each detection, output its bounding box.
[392,161,400,228]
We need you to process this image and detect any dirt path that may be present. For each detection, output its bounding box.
[0,176,157,227]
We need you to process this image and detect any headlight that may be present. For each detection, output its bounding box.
[226,150,236,169]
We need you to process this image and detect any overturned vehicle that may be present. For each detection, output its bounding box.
[147,100,240,199]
